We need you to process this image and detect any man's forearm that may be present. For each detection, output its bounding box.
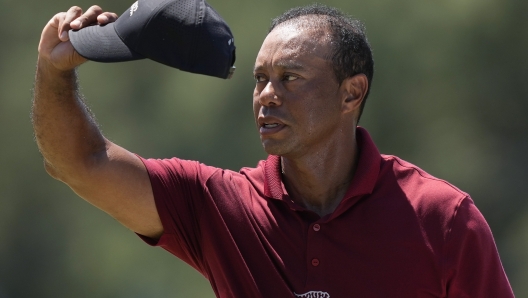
[32,58,107,181]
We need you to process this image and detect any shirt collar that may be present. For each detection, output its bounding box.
[263,127,381,202]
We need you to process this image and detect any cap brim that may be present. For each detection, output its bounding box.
[69,23,144,63]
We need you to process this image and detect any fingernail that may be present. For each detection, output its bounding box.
[71,20,81,27]
[60,31,68,40]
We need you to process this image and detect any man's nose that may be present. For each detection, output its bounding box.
[259,81,282,106]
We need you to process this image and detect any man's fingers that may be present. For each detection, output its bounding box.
[55,6,116,42]
[58,6,83,41]
[48,12,64,30]
[40,5,117,68]
[97,12,119,25]
[70,5,104,29]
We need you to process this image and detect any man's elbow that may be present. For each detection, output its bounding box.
[43,158,83,184]
[42,149,106,184]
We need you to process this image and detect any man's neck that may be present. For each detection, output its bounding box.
[280,133,359,217]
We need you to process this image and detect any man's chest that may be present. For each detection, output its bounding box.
[200,195,446,297]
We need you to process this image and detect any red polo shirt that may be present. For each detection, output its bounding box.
[138,127,513,298]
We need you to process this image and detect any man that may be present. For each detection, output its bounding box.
[33,1,514,297]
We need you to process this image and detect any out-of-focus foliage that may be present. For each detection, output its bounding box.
[1,0,526,296]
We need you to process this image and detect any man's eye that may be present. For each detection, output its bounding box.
[283,75,297,81]
[254,75,267,82]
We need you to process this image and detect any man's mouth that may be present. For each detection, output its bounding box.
[258,116,286,136]
[259,122,285,136]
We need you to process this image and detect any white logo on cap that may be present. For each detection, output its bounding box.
[228,38,233,45]
[130,1,139,16]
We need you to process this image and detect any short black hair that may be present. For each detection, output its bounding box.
[269,4,374,122]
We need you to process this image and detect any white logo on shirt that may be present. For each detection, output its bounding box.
[130,1,139,16]
[294,291,330,298]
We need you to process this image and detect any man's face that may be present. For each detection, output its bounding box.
[253,24,345,158]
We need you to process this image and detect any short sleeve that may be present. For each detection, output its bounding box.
[444,197,514,297]
[136,156,220,274]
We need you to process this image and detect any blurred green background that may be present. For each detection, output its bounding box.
[1,0,527,296]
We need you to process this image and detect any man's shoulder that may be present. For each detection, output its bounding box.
[377,154,470,211]
[239,160,267,176]
[193,159,268,197]
[140,156,269,197]
[236,160,267,189]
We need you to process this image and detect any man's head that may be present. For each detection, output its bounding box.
[253,5,372,158]
[269,4,374,121]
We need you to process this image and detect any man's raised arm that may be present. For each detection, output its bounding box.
[32,6,163,239]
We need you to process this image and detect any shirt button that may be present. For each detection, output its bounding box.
[311,258,320,267]
[313,224,321,231]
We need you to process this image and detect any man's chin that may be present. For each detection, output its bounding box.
[261,140,290,156]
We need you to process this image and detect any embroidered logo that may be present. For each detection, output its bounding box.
[294,291,330,298]
[130,1,139,16]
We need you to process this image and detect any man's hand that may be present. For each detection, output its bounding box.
[38,6,118,71]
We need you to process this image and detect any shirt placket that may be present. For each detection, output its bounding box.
[305,220,324,287]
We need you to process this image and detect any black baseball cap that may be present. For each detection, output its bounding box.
[69,0,236,79]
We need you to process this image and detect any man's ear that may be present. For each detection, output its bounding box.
[341,74,368,114]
